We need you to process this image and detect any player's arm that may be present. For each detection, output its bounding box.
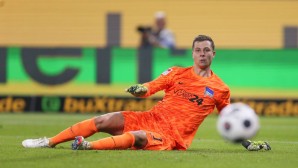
[126,67,175,97]
[216,89,231,113]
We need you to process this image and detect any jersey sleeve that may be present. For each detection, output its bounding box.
[141,67,177,97]
[216,89,231,113]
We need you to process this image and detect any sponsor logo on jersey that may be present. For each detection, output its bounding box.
[174,89,203,106]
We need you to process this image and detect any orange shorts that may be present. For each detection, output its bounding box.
[122,111,176,150]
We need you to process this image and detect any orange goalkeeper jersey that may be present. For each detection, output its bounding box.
[142,66,230,149]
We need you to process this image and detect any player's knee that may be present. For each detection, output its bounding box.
[94,112,120,128]
[130,130,148,148]
[94,115,105,130]
[94,112,124,135]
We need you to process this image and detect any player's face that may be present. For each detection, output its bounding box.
[192,41,215,70]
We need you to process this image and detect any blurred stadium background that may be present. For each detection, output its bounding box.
[0,0,298,115]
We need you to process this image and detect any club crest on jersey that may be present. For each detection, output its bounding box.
[204,87,214,97]
[161,68,173,76]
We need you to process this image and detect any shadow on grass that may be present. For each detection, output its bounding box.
[186,148,246,154]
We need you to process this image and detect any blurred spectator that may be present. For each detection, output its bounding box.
[137,11,176,49]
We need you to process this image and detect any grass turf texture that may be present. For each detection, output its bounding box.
[0,113,297,168]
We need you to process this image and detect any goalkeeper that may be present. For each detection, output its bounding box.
[22,35,270,151]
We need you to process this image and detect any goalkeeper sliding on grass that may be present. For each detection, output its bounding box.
[22,35,270,151]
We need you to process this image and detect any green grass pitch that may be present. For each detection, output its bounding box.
[0,113,297,168]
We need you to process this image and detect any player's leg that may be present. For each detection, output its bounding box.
[50,112,124,146]
[72,130,175,150]
[22,112,124,148]
[72,130,148,150]
[72,111,149,150]
[141,131,175,150]
[76,111,176,150]
[70,111,175,150]
[93,112,124,135]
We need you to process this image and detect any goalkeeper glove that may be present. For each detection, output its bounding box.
[242,140,271,151]
[125,84,148,97]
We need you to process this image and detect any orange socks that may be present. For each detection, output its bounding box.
[49,117,135,150]
[90,132,135,150]
[50,118,98,146]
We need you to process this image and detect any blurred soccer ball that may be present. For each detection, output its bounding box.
[216,102,260,143]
